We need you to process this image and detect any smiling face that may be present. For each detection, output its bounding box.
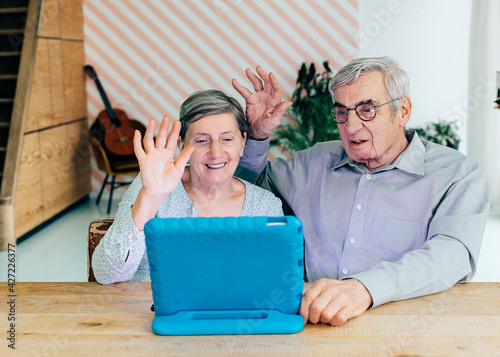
[180,112,246,187]
[333,71,411,171]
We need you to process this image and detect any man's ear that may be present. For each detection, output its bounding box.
[398,96,412,127]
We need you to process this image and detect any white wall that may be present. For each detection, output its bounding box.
[357,0,472,153]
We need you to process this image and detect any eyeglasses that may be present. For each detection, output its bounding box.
[330,98,402,124]
[191,135,238,148]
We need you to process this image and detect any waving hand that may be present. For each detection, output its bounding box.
[232,66,292,140]
[133,116,194,201]
[131,116,194,231]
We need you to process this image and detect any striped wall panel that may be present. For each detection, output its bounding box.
[83,0,359,196]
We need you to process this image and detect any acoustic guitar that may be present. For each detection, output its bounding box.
[84,65,136,157]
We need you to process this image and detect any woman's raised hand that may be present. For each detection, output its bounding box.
[232,66,292,140]
[133,116,194,202]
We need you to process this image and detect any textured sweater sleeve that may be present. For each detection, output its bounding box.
[92,175,149,284]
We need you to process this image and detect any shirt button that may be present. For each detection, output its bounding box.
[342,268,348,275]
[356,204,362,211]
[350,238,356,244]
[366,174,372,180]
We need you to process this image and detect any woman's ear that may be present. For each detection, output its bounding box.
[240,133,247,157]
[178,138,184,150]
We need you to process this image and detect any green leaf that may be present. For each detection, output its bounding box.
[410,119,460,149]
[270,61,341,154]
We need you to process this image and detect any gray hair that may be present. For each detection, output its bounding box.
[179,89,248,141]
[328,56,410,114]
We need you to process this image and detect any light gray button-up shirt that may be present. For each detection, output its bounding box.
[236,131,490,307]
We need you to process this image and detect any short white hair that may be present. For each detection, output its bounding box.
[328,56,410,114]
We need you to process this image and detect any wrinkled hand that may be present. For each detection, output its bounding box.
[133,116,194,201]
[232,66,292,140]
[300,278,373,326]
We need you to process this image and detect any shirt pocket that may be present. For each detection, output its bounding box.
[368,217,424,264]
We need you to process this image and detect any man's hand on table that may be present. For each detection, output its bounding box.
[300,278,373,326]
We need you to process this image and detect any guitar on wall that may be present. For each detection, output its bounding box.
[84,64,136,159]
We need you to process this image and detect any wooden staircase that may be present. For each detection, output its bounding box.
[0,0,29,191]
[0,0,32,249]
[0,0,90,250]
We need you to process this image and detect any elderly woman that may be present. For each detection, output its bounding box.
[92,90,283,284]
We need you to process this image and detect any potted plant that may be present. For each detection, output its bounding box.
[270,61,341,154]
[412,119,460,150]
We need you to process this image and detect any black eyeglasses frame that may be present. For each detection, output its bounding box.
[330,97,403,124]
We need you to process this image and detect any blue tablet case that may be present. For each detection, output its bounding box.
[144,216,304,335]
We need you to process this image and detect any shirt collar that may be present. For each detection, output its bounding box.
[330,130,425,176]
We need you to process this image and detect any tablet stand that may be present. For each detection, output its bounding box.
[152,310,305,335]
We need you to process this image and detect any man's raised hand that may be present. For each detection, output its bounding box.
[232,66,292,140]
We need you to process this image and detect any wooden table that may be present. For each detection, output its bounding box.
[1,282,499,356]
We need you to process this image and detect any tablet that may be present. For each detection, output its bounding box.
[144,216,304,335]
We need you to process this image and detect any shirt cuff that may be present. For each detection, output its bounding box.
[351,268,397,308]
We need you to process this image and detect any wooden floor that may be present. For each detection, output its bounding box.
[0,196,499,283]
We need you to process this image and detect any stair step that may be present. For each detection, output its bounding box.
[0,51,20,56]
[0,29,23,35]
[0,7,28,14]
[0,99,13,104]
[0,122,9,128]
[0,74,16,80]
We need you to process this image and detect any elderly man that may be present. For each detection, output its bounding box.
[232,57,490,326]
